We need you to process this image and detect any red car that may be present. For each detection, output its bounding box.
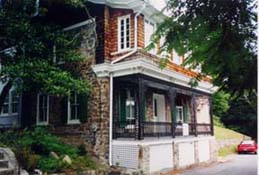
[237,140,257,154]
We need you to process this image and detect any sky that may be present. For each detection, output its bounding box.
[149,0,167,11]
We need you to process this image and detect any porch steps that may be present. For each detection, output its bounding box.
[0,148,17,175]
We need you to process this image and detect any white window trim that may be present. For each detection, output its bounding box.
[0,89,19,117]
[67,94,81,125]
[36,94,49,125]
[176,106,183,123]
[118,14,131,52]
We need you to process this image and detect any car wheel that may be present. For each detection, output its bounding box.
[254,151,257,154]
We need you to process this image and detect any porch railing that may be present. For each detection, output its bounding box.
[196,123,212,135]
[143,122,172,137]
[113,121,213,139]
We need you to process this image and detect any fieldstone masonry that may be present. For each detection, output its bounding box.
[132,137,217,174]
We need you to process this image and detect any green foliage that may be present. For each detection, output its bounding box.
[221,93,257,139]
[213,116,225,128]
[154,0,257,95]
[212,91,230,118]
[0,0,90,100]
[37,157,69,173]
[0,127,97,173]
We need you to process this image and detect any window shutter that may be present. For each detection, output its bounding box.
[60,97,68,124]
[78,93,88,123]
[120,90,127,124]
[183,105,188,123]
[172,104,177,123]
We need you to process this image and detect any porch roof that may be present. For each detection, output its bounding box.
[92,58,217,94]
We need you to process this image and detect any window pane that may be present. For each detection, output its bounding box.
[39,95,48,122]
[1,94,9,114]
[70,93,79,120]
[2,104,9,114]
[11,91,19,113]
[154,99,158,117]
[119,16,131,50]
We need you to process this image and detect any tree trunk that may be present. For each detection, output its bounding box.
[0,81,12,113]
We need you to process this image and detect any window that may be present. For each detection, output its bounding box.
[172,50,183,65]
[0,89,19,116]
[125,89,135,120]
[176,106,183,123]
[152,93,166,121]
[37,94,49,125]
[1,93,9,115]
[145,19,156,54]
[118,15,131,51]
[11,91,19,113]
[67,92,80,124]
[153,98,158,117]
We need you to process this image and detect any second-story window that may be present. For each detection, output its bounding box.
[145,19,156,55]
[172,50,183,65]
[118,15,131,51]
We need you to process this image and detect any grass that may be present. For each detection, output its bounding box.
[214,123,249,157]
[218,145,237,157]
[214,126,246,141]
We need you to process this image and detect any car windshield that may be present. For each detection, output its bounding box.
[241,141,254,145]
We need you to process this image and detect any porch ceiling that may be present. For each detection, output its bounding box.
[92,58,217,94]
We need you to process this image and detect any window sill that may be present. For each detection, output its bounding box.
[0,113,18,117]
[110,48,133,56]
[37,122,49,126]
[67,120,81,125]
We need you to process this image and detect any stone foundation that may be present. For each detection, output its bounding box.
[112,136,217,175]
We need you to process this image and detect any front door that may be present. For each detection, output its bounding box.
[153,93,166,122]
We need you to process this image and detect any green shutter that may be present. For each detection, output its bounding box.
[78,93,88,123]
[172,104,177,123]
[60,97,68,124]
[183,105,187,123]
[120,90,127,124]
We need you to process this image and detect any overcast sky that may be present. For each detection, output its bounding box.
[149,0,167,11]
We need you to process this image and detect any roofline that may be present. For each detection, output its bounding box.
[87,0,166,23]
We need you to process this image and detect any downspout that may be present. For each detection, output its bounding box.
[108,73,113,166]
[108,1,147,166]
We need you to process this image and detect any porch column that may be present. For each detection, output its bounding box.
[191,94,198,137]
[169,89,176,138]
[136,77,146,140]
[209,96,214,136]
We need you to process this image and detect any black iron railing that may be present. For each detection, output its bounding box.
[196,123,212,135]
[113,121,136,139]
[113,121,212,139]
[143,122,172,137]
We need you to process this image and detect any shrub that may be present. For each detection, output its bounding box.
[0,127,97,173]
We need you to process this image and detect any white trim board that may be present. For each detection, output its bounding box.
[112,136,215,146]
[92,58,217,94]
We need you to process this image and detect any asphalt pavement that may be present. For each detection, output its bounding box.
[179,154,257,175]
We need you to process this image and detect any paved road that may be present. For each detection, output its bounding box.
[180,154,257,175]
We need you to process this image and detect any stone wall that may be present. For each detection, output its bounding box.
[112,137,217,175]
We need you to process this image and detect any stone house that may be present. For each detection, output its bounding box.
[0,0,218,174]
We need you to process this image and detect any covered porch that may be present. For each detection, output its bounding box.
[112,74,213,140]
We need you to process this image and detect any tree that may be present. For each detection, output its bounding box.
[0,0,91,112]
[154,0,257,95]
[212,90,230,118]
[221,93,257,139]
